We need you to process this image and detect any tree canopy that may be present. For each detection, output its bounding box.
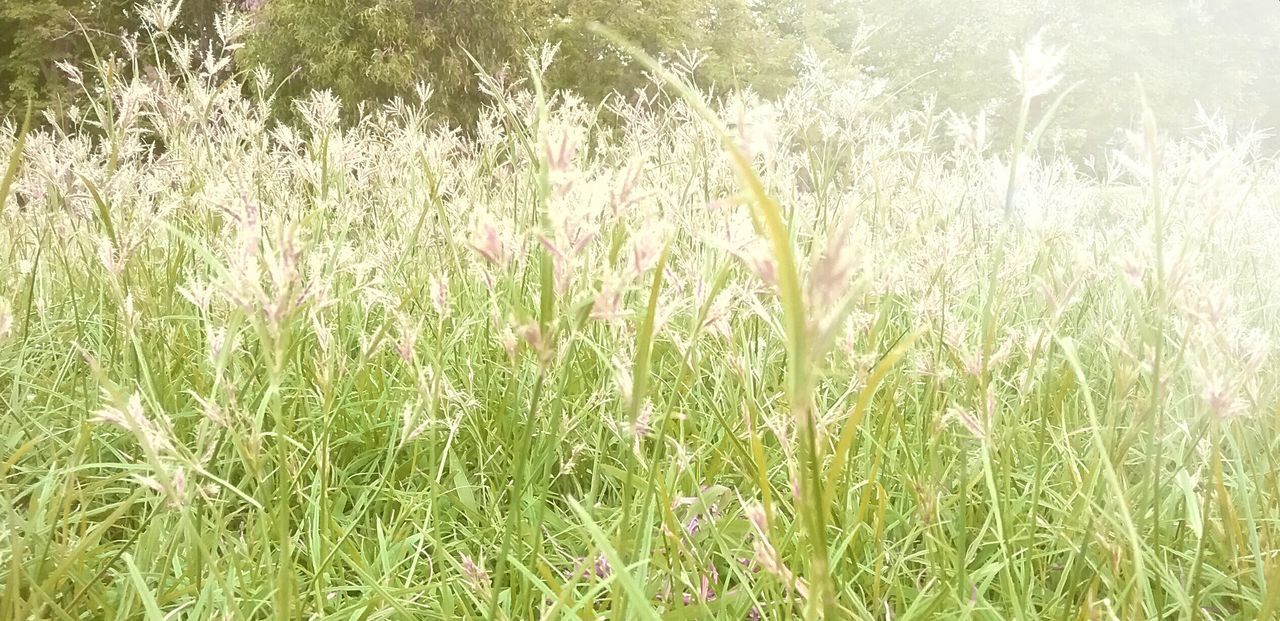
[3,0,1277,154]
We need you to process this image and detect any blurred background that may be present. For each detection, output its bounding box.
[3,0,1277,158]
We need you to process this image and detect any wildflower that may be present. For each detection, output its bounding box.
[266,223,301,293]
[685,513,701,537]
[311,313,335,355]
[1010,32,1065,101]
[122,294,139,333]
[613,358,634,406]
[546,184,602,260]
[632,399,653,441]
[591,277,626,323]
[745,502,769,533]
[1188,284,1232,327]
[533,41,560,75]
[1200,377,1246,420]
[651,295,680,339]
[751,536,805,597]
[738,241,778,290]
[206,324,233,367]
[1192,364,1249,420]
[179,279,216,315]
[460,554,490,592]
[806,218,862,313]
[943,406,987,443]
[92,392,177,457]
[189,391,230,429]
[947,109,989,155]
[544,127,579,197]
[429,275,450,318]
[729,98,778,161]
[400,401,433,447]
[1142,106,1161,167]
[701,287,735,339]
[295,90,342,131]
[99,239,124,278]
[518,321,552,364]
[626,223,666,278]
[538,236,576,295]
[138,0,181,34]
[493,314,519,361]
[698,562,720,602]
[413,81,435,105]
[1036,273,1083,323]
[544,127,578,174]
[1116,250,1149,291]
[673,45,709,77]
[469,215,509,267]
[560,443,584,475]
[134,466,188,509]
[587,555,612,579]
[395,312,420,364]
[55,60,83,86]
[610,158,646,213]
[94,392,189,508]
[912,350,955,386]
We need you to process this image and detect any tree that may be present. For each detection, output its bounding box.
[0,0,231,116]
[850,0,1280,155]
[0,0,137,114]
[239,0,532,122]
[235,0,866,125]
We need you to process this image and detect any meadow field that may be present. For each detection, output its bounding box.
[1,22,1279,621]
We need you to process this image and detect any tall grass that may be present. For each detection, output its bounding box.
[1,9,1279,620]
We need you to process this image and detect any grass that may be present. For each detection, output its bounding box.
[1,16,1279,621]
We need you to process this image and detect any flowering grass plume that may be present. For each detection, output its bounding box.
[0,6,1277,620]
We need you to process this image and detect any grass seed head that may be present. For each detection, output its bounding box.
[460,554,490,592]
[470,213,510,267]
[1010,32,1065,100]
[0,298,12,341]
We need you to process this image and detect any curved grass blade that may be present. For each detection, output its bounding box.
[588,22,834,617]
[0,100,33,212]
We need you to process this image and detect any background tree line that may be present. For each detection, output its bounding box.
[2,0,1277,156]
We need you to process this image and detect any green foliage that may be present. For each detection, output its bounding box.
[2,29,1279,618]
[236,0,860,123]
[543,0,774,101]
[853,0,1280,153]
[0,0,121,113]
[2,0,1278,151]
[0,0,228,116]
[557,0,865,100]
[239,0,531,121]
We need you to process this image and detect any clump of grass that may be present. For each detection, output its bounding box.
[1,4,1278,620]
